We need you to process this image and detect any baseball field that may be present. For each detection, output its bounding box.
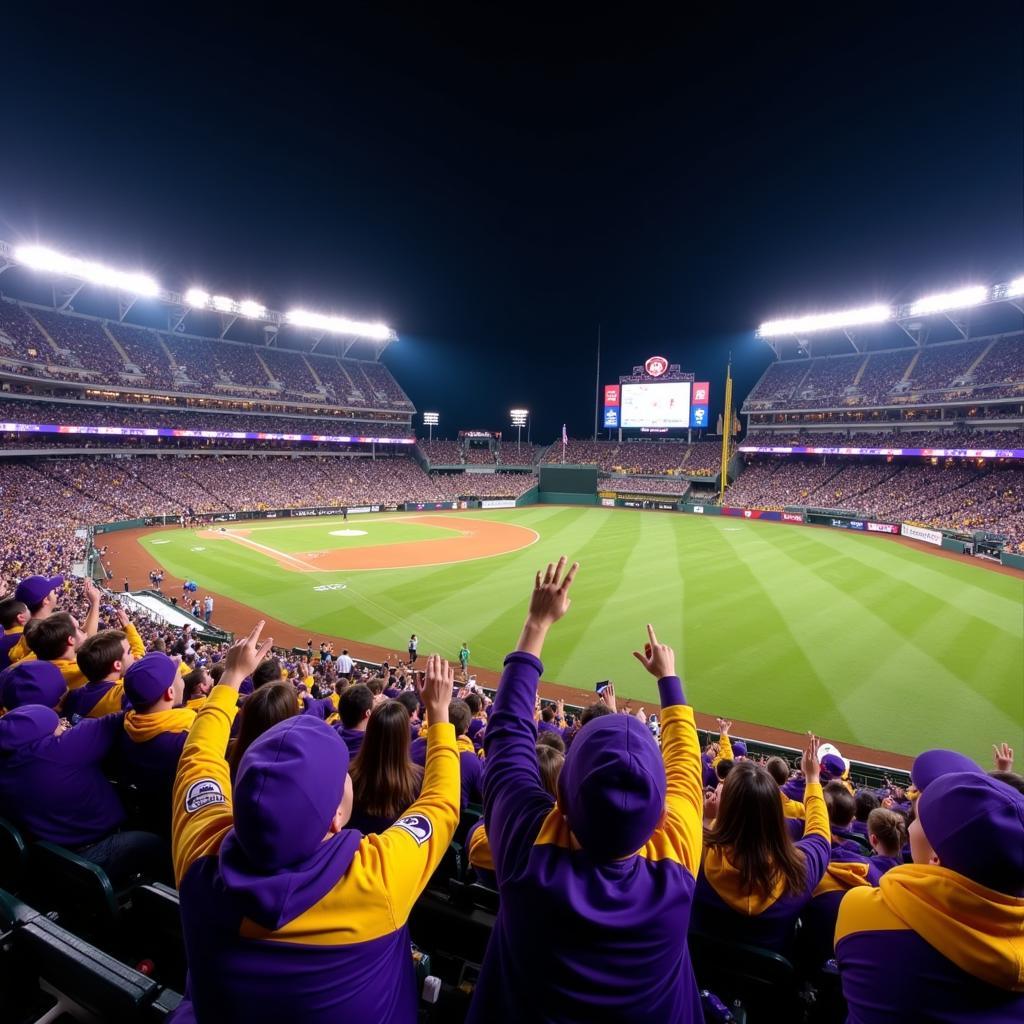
[137,506,1024,764]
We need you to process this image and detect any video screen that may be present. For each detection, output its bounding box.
[620,382,691,428]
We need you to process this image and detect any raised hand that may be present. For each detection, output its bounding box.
[801,733,821,784]
[527,556,579,628]
[83,578,101,604]
[632,624,676,679]
[993,742,1014,772]
[716,717,732,736]
[222,620,274,689]
[417,654,455,725]
[599,682,617,713]
[635,706,647,723]
[114,605,131,629]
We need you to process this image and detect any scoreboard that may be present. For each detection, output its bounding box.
[603,360,709,431]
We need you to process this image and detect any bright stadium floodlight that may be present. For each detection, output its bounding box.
[212,295,235,313]
[237,299,266,319]
[757,304,891,337]
[1006,276,1024,299]
[908,285,987,317]
[423,411,439,442]
[185,288,210,308]
[286,308,391,340]
[15,244,159,297]
[510,408,528,449]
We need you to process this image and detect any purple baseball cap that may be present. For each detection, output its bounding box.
[124,652,178,708]
[911,749,982,792]
[820,754,847,780]
[14,575,64,611]
[232,716,349,871]
[0,660,67,710]
[558,714,666,861]
[917,771,1024,895]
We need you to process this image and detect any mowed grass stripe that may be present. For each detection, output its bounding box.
[140,508,1024,761]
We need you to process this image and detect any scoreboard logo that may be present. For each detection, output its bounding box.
[604,385,620,406]
[692,382,709,402]
[644,355,669,378]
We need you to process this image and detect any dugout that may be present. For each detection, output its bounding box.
[537,465,598,505]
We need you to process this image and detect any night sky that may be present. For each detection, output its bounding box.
[1,8,1021,440]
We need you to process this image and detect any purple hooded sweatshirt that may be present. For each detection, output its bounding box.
[466,652,705,1023]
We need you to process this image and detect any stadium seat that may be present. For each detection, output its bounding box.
[0,887,181,1023]
[0,816,28,894]
[124,883,187,991]
[447,879,500,914]
[409,889,496,968]
[428,841,466,892]
[688,929,804,1020]
[26,842,122,943]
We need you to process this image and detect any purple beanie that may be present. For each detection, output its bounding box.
[0,660,67,710]
[917,772,1024,895]
[731,739,747,758]
[558,714,666,861]
[820,754,847,780]
[124,652,178,708]
[233,716,350,871]
[911,749,982,792]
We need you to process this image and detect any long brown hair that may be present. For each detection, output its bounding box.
[228,683,300,780]
[704,760,807,897]
[350,700,423,819]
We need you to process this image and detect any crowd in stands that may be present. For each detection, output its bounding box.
[744,333,1024,411]
[464,447,497,464]
[600,475,691,496]
[496,443,541,466]
[0,299,414,411]
[0,553,1020,1022]
[742,427,1024,449]
[418,439,464,464]
[543,438,724,476]
[0,397,414,441]
[725,457,1024,548]
[0,456,536,555]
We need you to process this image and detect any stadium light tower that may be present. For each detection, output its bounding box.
[511,408,529,451]
[423,411,439,442]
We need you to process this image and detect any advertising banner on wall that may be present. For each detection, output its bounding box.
[601,497,616,507]
[867,522,899,534]
[481,499,517,509]
[782,511,805,523]
[901,523,943,546]
[720,507,783,521]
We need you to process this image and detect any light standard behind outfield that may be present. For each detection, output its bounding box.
[511,408,528,452]
[423,411,439,443]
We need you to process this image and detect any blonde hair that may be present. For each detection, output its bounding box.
[867,808,907,855]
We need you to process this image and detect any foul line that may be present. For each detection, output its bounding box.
[213,532,321,571]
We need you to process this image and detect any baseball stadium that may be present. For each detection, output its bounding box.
[1,10,1022,1024]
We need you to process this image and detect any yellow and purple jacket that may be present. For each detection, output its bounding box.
[171,684,460,1023]
[693,780,831,954]
[836,864,1024,1022]
[467,653,704,1023]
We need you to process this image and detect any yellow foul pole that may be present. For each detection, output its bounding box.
[718,360,733,503]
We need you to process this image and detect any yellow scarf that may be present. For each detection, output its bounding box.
[124,707,197,743]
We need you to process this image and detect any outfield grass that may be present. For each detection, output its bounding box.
[140,507,1024,762]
